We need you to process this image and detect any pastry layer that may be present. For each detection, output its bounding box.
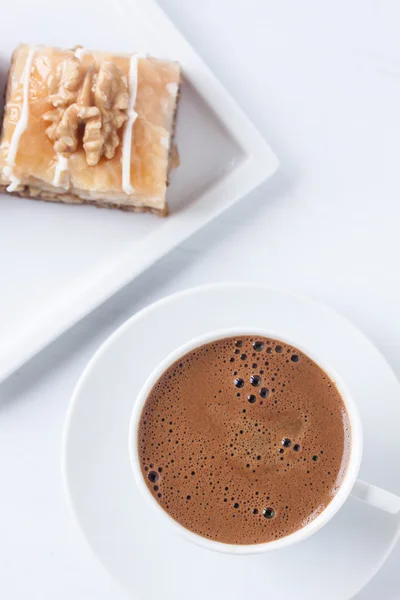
[0,185,168,216]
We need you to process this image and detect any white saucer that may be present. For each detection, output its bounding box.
[63,284,400,600]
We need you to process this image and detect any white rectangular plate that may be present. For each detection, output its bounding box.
[0,0,278,383]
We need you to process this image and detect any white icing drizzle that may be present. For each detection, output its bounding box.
[4,170,21,193]
[5,46,36,192]
[74,46,85,60]
[52,47,85,188]
[121,54,140,195]
[53,154,69,188]
[166,82,178,97]
[160,134,170,149]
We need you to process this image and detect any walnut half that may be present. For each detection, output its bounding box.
[43,55,129,166]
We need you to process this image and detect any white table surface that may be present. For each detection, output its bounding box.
[1,0,399,598]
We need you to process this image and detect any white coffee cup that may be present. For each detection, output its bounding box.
[129,329,400,555]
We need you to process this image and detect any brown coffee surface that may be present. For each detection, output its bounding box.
[138,336,350,545]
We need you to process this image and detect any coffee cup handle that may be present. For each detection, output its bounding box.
[351,479,400,514]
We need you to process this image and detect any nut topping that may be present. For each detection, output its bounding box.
[43,55,129,166]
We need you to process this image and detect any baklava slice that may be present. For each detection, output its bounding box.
[0,45,181,215]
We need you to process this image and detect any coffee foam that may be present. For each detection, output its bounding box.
[138,336,351,545]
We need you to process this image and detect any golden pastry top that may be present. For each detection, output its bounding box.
[43,56,129,166]
[0,45,181,208]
